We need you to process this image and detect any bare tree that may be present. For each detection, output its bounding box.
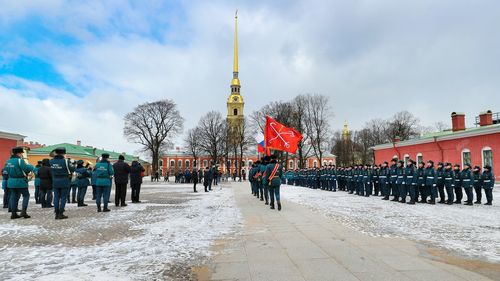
[184,127,202,168]
[305,94,333,165]
[332,130,355,166]
[197,111,226,166]
[291,95,313,168]
[434,121,450,132]
[385,111,421,141]
[124,99,183,174]
[235,118,255,178]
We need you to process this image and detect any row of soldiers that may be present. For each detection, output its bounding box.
[289,159,495,205]
[248,155,284,210]
[2,147,121,220]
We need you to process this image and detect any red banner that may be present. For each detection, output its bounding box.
[264,116,303,154]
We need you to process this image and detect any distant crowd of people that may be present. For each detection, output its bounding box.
[287,159,495,205]
[2,147,145,220]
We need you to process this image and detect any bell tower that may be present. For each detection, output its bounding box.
[227,10,244,129]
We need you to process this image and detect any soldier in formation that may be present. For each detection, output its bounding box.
[282,158,495,206]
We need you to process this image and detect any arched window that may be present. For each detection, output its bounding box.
[482,147,493,168]
[313,160,318,168]
[185,160,190,169]
[461,149,471,169]
[159,160,163,167]
[233,108,238,116]
[416,153,423,164]
[403,154,410,167]
[170,160,175,168]
[289,160,294,169]
[178,160,183,169]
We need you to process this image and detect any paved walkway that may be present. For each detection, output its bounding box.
[208,182,493,281]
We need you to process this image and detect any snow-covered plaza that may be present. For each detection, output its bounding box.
[1,180,499,280]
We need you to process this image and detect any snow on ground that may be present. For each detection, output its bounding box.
[0,181,241,281]
[282,184,500,263]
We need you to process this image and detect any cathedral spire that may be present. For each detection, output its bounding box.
[231,10,240,87]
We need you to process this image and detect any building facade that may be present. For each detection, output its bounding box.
[373,110,499,180]
[0,131,26,168]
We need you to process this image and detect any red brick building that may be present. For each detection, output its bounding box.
[373,110,499,180]
[0,131,26,168]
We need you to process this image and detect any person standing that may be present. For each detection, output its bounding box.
[261,156,270,204]
[33,160,42,204]
[481,165,494,205]
[248,163,257,196]
[203,167,210,192]
[4,147,34,219]
[472,166,483,204]
[443,163,455,205]
[389,159,398,201]
[38,159,53,208]
[113,155,131,207]
[75,160,91,207]
[2,168,9,210]
[50,147,74,219]
[265,155,283,211]
[425,160,437,204]
[436,162,446,204]
[192,168,199,193]
[405,160,417,204]
[453,164,463,204]
[95,153,114,212]
[379,162,390,200]
[394,161,405,202]
[130,160,145,203]
[416,162,426,203]
[461,163,473,206]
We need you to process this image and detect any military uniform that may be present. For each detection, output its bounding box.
[260,158,269,204]
[481,165,494,205]
[404,162,416,204]
[436,163,446,203]
[379,163,390,200]
[443,164,455,205]
[95,154,114,212]
[472,166,482,204]
[265,156,283,210]
[394,162,405,201]
[50,148,75,219]
[389,161,398,199]
[461,165,473,205]
[34,161,42,204]
[424,162,437,204]
[416,163,426,203]
[453,165,463,204]
[4,147,34,219]
[75,160,91,207]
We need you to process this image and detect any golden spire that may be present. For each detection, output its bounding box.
[231,10,240,87]
[342,120,350,140]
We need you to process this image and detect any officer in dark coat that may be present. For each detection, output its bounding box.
[203,167,211,192]
[472,166,482,204]
[481,165,494,205]
[38,158,53,208]
[436,162,446,203]
[443,163,455,205]
[34,160,42,204]
[4,147,34,219]
[113,155,131,207]
[192,168,199,192]
[461,163,473,205]
[49,147,74,219]
[424,160,437,204]
[453,164,463,204]
[389,159,398,200]
[379,162,390,200]
[129,160,145,203]
[261,156,270,204]
[404,160,416,204]
[75,160,91,207]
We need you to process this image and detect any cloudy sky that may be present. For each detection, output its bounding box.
[1,0,499,156]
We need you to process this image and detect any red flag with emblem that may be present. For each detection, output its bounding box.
[264,116,303,154]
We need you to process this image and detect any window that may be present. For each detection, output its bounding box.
[170,160,175,168]
[248,160,253,166]
[313,160,318,168]
[461,149,471,168]
[159,160,163,167]
[482,147,493,168]
[404,154,410,167]
[289,160,294,169]
[185,160,190,168]
[178,160,183,169]
[233,108,238,116]
[416,153,423,164]
[329,160,334,165]
[203,160,208,168]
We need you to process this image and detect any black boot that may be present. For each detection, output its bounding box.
[103,207,111,212]
[407,200,415,205]
[382,196,389,200]
[428,199,436,205]
[465,201,473,206]
[399,198,406,203]
[277,202,282,211]
[59,211,68,219]
[390,197,399,202]
[270,202,275,209]
[474,201,481,204]
[438,199,446,204]
[11,211,21,219]
[97,205,102,212]
[485,201,492,205]
[20,208,31,218]
[446,200,453,205]
[55,211,60,220]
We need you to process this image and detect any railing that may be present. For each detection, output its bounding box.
[474,112,500,126]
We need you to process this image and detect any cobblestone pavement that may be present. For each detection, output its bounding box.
[0,181,241,281]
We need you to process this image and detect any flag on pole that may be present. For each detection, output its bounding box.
[264,116,303,154]
[256,133,266,154]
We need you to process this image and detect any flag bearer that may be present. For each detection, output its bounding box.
[265,155,283,211]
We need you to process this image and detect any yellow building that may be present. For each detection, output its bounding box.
[227,11,244,134]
